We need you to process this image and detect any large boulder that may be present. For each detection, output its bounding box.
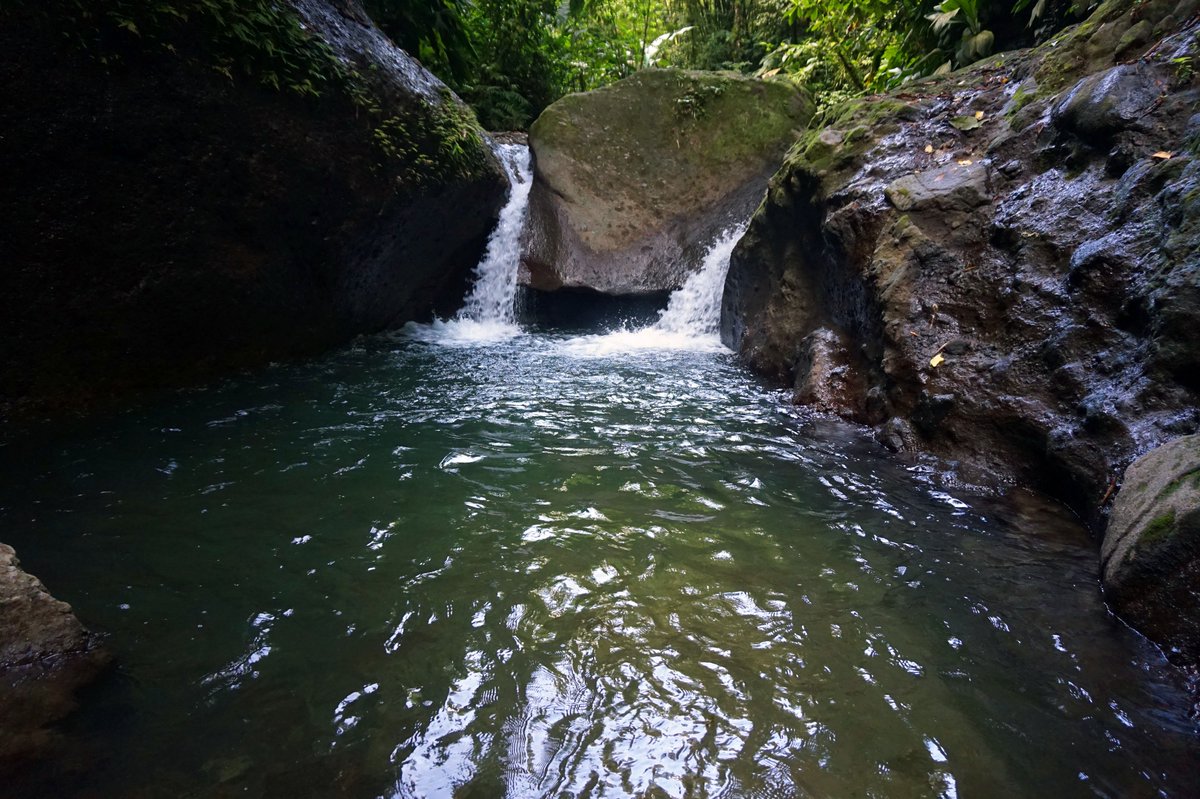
[721,0,1200,528]
[0,0,507,419]
[521,70,813,296]
[1,544,109,766]
[1101,436,1200,660]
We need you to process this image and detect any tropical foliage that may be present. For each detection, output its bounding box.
[15,0,1098,129]
[366,0,1096,127]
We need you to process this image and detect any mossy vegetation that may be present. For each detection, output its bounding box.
[372,90,491,187]
[1163,469,1200,498]
[5,0,494,186]
[1140,508,1178,545]
[6,0,340,98]
[782,96,914,185]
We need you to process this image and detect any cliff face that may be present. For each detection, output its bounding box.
[522,70,813,298]
[0,0,508,420]
[720,0,1200,657]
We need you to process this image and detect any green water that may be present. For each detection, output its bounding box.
[2,330,1196,797]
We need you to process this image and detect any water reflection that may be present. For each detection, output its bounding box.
[0,333,1196,797]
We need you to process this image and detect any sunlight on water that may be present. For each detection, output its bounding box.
[2,144,1197,799]
[2,332,1197,798]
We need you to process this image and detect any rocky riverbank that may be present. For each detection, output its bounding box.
[0,0,507,769]
[720,0,1200,662]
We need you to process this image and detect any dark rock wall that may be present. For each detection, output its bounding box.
[722,0,1200,533]
[0,0,507,420]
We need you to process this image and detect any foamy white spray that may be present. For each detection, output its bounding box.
[561,222,748,355]
[458,143,533,325]
[409,142,532,344]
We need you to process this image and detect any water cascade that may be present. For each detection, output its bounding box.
[418,142,533,342]
[562,222,747,355]
[655,222,747,338]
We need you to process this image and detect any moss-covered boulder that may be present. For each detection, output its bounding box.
[0,0,507,419]
[1102,435,1200,660]
[522,70,813,296]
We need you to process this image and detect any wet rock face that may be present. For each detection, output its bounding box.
[523,70,813,296]
[1102,436,1200,661]
[721,0,1200,533]
[1,544,109,767]
[0,0,507,420]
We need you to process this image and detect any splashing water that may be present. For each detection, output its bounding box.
[411,142,533,344]
[561,222,748,355]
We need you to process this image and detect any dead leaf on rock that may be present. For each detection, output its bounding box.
[974,110,985,120]
[1151,151,1173,160]
[930,353,945,368]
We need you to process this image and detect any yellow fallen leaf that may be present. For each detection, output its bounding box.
[974,110,984,120]
[1151,151,1173,160]
[957,159,973,166]
[930,353,945,368]
[924,144,933,153]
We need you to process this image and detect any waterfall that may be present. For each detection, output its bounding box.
[654,222,747,338]
[456,143,533,328]
[559,222,748,355]
[408,142,532,344]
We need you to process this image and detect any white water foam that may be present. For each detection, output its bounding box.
[560,222,748,356]
[407,142,533,345]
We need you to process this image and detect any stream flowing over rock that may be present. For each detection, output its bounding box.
[0,0,507,419]
[521,70,813,297]
[719,0,1200,659]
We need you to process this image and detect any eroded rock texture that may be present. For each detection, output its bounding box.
[720,0,1200,659]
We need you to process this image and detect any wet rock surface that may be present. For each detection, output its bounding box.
[1,544,109,768]
[721,0,1200,655]
[1102,435,1200,661]
[522,70,813,296]
[0,0,507,421]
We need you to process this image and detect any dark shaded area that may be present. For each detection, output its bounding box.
[519,287,671,332]
[0,1,507,425]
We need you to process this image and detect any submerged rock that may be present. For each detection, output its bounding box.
[1,543,109,767]
[720,0,1200,656]
[0,0,507,420]
[1102,436,1200,660]
[522,70,813,296]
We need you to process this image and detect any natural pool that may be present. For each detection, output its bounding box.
[2,326,1197,797]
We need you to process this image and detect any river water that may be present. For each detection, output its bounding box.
[3,146,1198,797]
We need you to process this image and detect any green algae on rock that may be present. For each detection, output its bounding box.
[522,69,813,296]
[1102,435,1200,661]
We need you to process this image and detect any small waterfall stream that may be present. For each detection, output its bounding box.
[412,142,533,343]
[457,143,533,327]
[560,223,748,355]
[417,140,745,350]
[654,222,747,338]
